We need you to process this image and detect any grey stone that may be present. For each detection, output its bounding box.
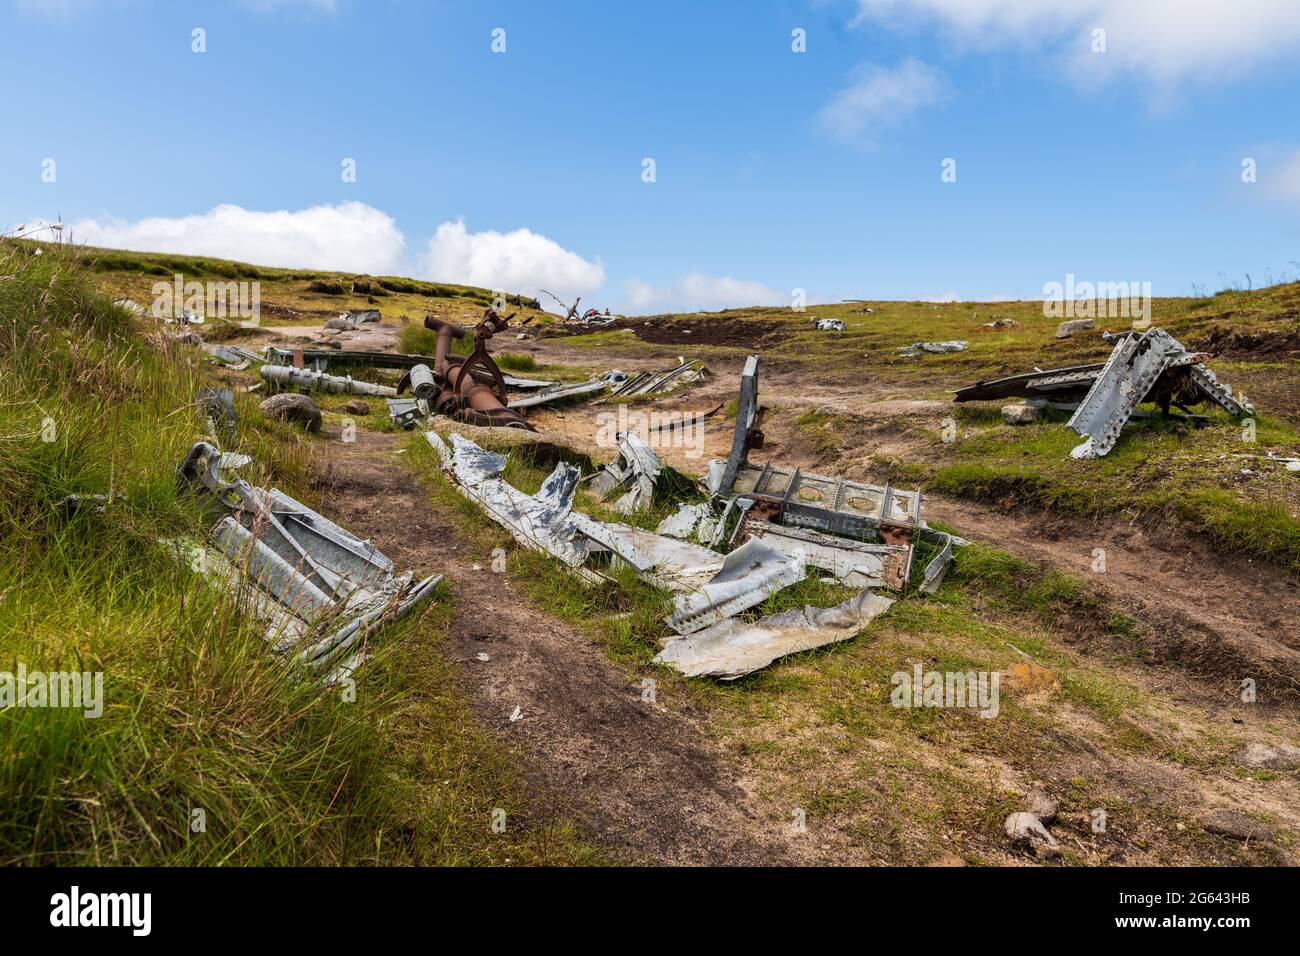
[1238,742,1300,770]
[1055,318,1096,338]
[260,392,322,433]
[1002,403,1042,425]
[1200,809,1272,842]
[1026,789,1058,823]
[1005,811,1060,858]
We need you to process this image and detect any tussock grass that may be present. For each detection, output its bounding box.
[0,242,599,865]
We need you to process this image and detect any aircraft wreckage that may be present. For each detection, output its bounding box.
[426,354,961,679]
[955,327,1254,458]
[172,441,440,685]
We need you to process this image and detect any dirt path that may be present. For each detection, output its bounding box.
[313,427,810,865]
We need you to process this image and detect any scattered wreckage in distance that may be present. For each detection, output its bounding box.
[424,354,961,680]
[954,327,1254,458]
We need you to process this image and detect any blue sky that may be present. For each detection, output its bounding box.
[3,0,1299,313]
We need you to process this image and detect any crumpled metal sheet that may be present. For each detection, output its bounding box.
[743,519,911,589]
[656,502,716,542]
[507,378,608,409]
[899,340,967,356]
[655,588,894,680]
[813,318,845,331]
[666,538,806,635]
[427,431,593,571]
[567,513,726,591]
[175,441,439,682]
[589,431,662,514]
[606,359,708,398]
[1064,327,1237,458]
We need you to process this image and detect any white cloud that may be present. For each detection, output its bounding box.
[818,59,945,142]
[1262,148,1300,204]
[623,274,786,314]
[421,219,605,304]
[31,202,406,273]
[853,0,1300,89]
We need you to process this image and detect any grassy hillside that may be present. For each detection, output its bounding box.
[0,240,599,865]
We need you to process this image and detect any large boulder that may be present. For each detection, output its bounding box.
[260,393,322,433]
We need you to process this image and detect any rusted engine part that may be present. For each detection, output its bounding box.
[400,311,535,430]
[655,587,895,680]
[175,441,440,684]
[588,432,662,514]
[707,354,956,593]
[259,364,397,397]
[1067,328,1253,458]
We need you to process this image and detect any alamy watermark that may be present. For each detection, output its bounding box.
[1,664,103,718]
[152,274,261,326]
[1042,273,1151,325]
[891,663,999,718]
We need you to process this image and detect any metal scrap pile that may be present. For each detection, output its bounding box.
[174,441,440,684]
[955,327,1254,458]
[426,354,960,680]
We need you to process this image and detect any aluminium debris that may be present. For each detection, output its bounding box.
[602,359,709,400]
[898,340,968,356]
[259,364,398,397]
[955,327,1254,458]
[174,441,439,683]
[588,431,663,514]
[707,354,958,594]
[813,318,846,332]
[654,588,895,680]
[664,538,806,635]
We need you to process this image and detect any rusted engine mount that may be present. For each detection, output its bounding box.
[399,308,536,430]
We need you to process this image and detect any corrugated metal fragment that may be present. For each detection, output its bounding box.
[666,538,806,635]
[655,588,894,680]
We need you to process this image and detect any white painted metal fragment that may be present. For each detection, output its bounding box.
[655,588,894,680]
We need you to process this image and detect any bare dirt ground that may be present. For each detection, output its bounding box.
[314,427,820,865]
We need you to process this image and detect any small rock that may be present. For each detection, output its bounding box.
[1055,318,1096,338]
[1200,809,1272,842]
[259,393,322,433]
[1005,811,1060,858]
[1238,742,1300,770]
[344,399,370,416]
[1002,403,1042,425]
[1026,789,1058,823]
